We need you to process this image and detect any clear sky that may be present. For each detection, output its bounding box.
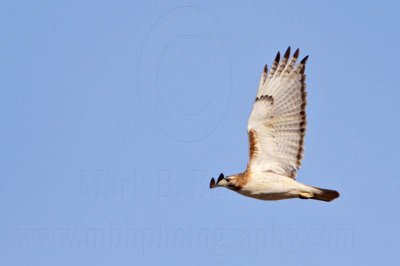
[1,0,399,265]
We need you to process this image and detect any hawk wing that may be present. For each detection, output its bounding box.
[247,47,308,179]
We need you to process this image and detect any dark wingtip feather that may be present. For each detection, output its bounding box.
[263,64,268,73]
[217,173,224,183]
[274,51,281,63]
[283,46,291,59]
[293,48,300,58]
[300,55,309,64]
[209,178,216,189]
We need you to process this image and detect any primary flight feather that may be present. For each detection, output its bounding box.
[210,47,339,202]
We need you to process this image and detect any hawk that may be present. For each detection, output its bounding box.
[210,47,339,202]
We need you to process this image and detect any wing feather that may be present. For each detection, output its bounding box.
[247,47,308,179]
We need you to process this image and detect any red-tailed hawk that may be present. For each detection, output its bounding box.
[210,47,339,202]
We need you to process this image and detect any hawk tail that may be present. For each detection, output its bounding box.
[310,186,340,202]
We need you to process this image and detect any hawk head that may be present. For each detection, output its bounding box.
[209,173,241,190]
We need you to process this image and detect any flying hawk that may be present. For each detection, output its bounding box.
[210,47,339,202]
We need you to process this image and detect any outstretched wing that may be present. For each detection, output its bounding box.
[247,47,308,179]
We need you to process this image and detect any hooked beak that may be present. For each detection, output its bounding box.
[209,173,227,189]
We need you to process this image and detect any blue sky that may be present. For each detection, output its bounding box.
[1,0,399,265]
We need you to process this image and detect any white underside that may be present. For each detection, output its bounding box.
[236,172,316,201]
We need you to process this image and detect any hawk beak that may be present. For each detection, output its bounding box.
[209,178,216,189]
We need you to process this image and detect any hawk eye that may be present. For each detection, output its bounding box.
[225,177,231,182]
